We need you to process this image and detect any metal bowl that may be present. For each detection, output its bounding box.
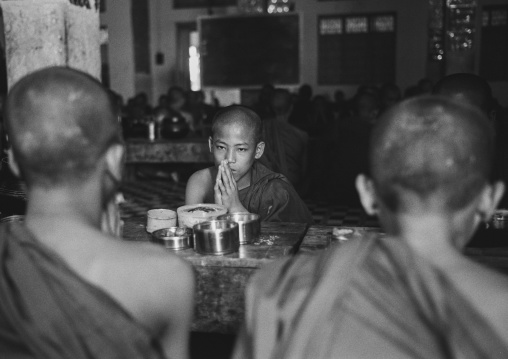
[151,227,193,250]
[0,215,24,223]
[193,220,239,255]
[217,213,260,244]
[492,209,508,229]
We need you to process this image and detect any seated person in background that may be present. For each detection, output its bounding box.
[259,88,309,194]
[0,67,194,359]
[168,86,194,133]
[433,73,508,209]
[185,105,313,224]
[433,73,494,120]
[233,96,508,359]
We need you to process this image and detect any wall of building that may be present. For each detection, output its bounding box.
[101,0,507,106]
[100,0,135,101]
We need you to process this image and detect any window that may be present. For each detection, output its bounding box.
[189,31,201,91]
[318,13,396,85]
[480,5,508,80]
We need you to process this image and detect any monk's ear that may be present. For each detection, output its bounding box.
[476,180,505,223]
[255,141,265,159]
[209,136,213,153]
[104,143,124,185]
[7,148,20,178]
[356,174,378,216]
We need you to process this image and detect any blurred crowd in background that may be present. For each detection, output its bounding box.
[2,77,507,208]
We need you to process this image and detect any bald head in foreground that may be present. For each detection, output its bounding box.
[233,96,508,359]
[0,67,194,359]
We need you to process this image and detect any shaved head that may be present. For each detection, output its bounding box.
[5,66,122,187]
[211,105,262,144]
[433,73,493,114]
[370,96,494,212]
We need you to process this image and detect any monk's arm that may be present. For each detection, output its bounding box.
[185,170,209,204]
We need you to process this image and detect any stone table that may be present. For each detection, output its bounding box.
[123,217,508,333]
[125,138,212,164]
[124,138,213,180]
[122,217,310,333]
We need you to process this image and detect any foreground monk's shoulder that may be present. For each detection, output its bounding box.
[100,239,195,359]
[186,167,214,204]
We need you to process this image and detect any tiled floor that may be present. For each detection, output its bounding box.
[120,178,380,227]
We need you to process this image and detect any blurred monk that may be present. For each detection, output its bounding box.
[0,67,194,359]
[233,96,508,358]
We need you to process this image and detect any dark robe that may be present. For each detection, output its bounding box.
[233,234,508,359]
[238,162,313,224]
[259,117,308,191]
[0,222,166,359]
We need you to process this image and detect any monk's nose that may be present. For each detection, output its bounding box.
[227,149,236,163]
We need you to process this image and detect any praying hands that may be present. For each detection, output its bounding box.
[214,159,248,214]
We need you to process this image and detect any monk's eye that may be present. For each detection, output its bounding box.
[238,148,248,152]
[215,145,226,151]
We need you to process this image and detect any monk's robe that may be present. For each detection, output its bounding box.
[260,117,308,189]
[0,222,166,359]
[238,161,313,224]
[233,234,508,359]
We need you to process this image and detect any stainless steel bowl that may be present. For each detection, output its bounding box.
[151,227,193,250]
[217,213,260,244]
[193,220,239,255]
[0,215,24,223]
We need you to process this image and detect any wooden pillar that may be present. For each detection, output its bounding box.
[0,0,101,89]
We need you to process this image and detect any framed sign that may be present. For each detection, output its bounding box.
[200,13,300,86]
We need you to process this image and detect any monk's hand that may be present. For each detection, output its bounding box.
[219,160,247,213]
[214,164,223,205]
[101,193,124,238]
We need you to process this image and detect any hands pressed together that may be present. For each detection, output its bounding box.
[214,160,248,214]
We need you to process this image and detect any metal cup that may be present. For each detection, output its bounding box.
[193,220,239,255]
[146,209,177,233]
[492,209,508,229]
[217,213,260,244]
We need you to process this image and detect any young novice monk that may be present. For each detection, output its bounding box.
[186,105,313,224]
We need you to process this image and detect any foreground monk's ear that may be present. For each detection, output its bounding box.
[255,141,265,159]
[476,181,505,223]
[208,136,213,153]
[7,148,21,178]
[104,143,124,185]
[356,174,378,216]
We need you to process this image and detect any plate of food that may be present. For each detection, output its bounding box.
[177,203,228,229]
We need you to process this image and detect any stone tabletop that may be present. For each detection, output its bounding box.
[123,216,312,332]
[120,217,508,332]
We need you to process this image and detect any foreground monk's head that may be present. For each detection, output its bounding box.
[433,73,493,116]
[5,66,123,189]
[356,96,504,240]
[209,105,265,181]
